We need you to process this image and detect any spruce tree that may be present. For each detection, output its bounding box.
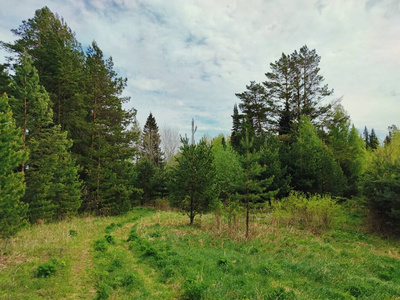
[8,53,81,222]
[230,103,242,152]
[0,93,28,239]
[363,126,369,149]
[369,128,379,150]
[141,112,164,168]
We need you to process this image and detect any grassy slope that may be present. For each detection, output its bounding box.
[0,206,399,299]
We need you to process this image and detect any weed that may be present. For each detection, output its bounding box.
[69,229,78,236]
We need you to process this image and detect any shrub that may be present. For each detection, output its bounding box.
[183,278,208,300]
[69,229,78,236]
[104,234,116,245]
[271,192,341,231]
[36,259,65,278]
[361,132,400,234]
[94,239,108,252]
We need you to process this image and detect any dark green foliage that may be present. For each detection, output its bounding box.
[135,157,156,205]
[239,130,275,237]
[94,239,108,252]
[8,53,81,222]
[36,259,64,278]
[182,278,208,300]
[104,234,116,245]
[369,128,379,150]
[141,112,164,168]
[361,132,400,233]
[169,137,217,225]
[0,93,28,239]
[287,116,346,196]
[69,230,78,236]
[83,41,138,215]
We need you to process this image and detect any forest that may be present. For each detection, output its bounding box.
[1,6,400,300]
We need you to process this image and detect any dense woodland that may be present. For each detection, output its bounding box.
[1,6,400,242]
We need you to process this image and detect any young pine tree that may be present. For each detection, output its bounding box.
[169,137,217,225]
[239,130,274,238]
[0,93,28,239]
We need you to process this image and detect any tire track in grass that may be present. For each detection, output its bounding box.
[92,208,176,299]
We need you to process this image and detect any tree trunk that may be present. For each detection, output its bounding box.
[246,182,249,239]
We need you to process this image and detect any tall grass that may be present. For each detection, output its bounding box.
[0,204,399,299]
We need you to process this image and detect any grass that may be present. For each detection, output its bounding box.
[0,203,399,299]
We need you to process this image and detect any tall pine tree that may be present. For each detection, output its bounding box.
[0,93,28,239]
[83,41,137,215]
[8,53,81,222]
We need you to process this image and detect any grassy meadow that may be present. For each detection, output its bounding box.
[0,204,400,299]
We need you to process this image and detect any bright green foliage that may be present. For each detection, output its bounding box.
[361,132,400,234]
[288,116,345,196]
[141,113,164,168]
[211,135,243,223]
[8,53,81,222]
[326,105,366,196]
[0,93,27,239]
[169,137,217,225]
[212,135,243,201]
[271,192,341,231]
[83,41,138,215]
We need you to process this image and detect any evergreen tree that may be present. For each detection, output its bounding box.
[3,7,90,183]
[141,112,164,168]
[263,46,333,134]
[287,116,345,196]
[0,64,11,95]
[8,53,81,222]
[230,103,242,152]
[236,81,272,136]
[369,128,379,150]
[135,157,156,206]
[363,126,369,149]
[169,137,217,225]
[239,129,274,238]
[0,93,28,239]
[83,41,137,215]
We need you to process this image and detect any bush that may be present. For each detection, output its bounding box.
[361,132,400,234]
[104,234,116,245]
[271,192,341,231]
[94,239,108,252]
[36,259,65,278]
[69,230,78,236]
[183,278,208,300]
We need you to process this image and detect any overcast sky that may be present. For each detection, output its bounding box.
[1,0,399,140]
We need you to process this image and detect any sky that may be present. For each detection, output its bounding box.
[0,0,399,140]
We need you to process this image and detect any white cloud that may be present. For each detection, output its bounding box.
[0,0,399,140]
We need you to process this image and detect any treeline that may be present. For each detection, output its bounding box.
[1,7,399,240]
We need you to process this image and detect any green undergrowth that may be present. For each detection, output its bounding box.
[0,204,399,299]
